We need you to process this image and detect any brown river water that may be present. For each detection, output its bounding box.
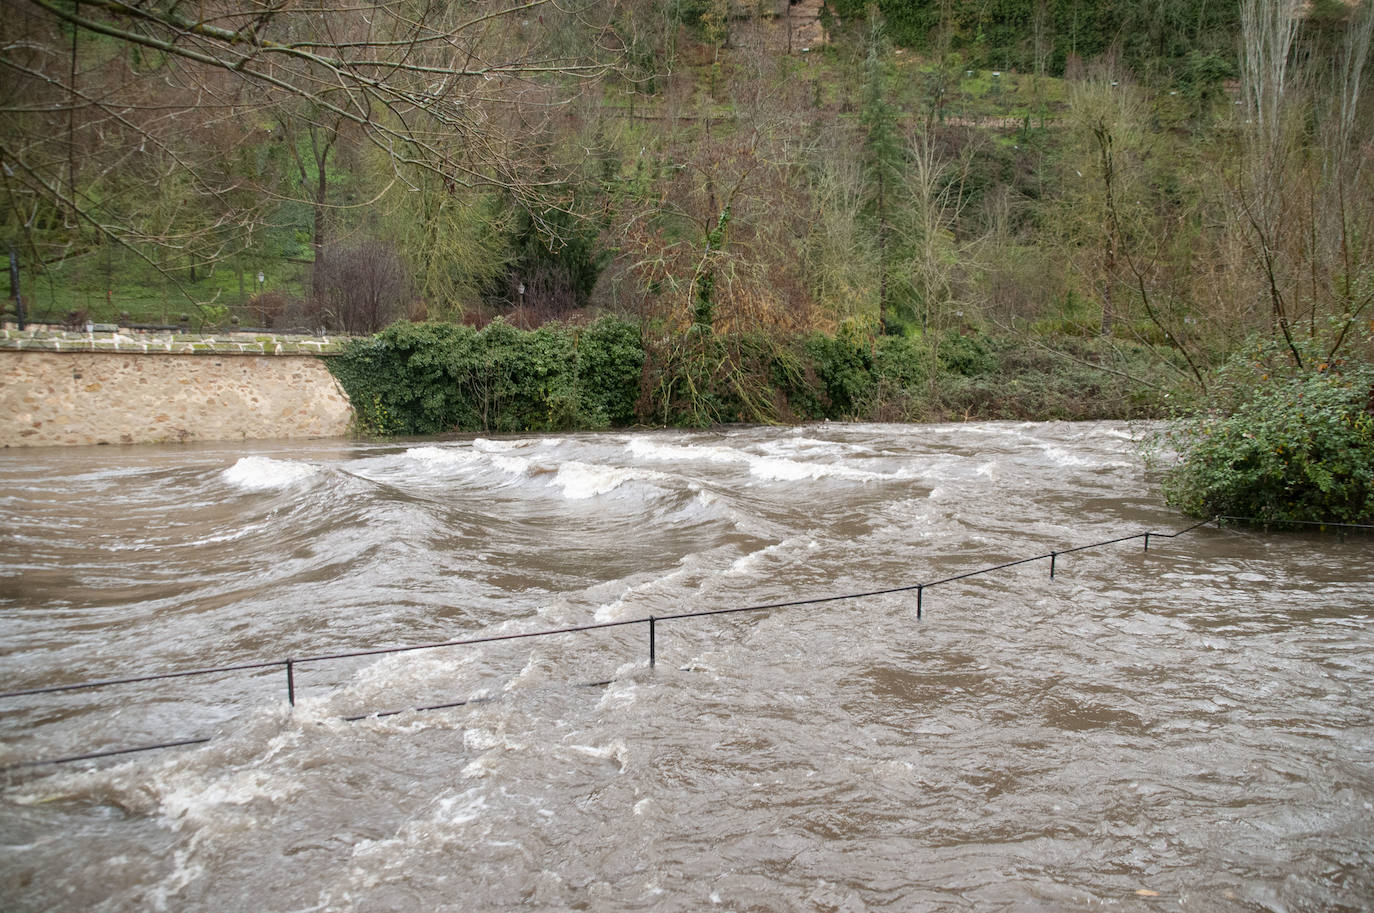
[0,421,1371,912]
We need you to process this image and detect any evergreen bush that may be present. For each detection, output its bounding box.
[328,317,645,435]
[1163,362,1374,525]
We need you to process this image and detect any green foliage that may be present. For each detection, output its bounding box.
[692,207,732,331]
[802,330,875,417]
[828,0,1240,78]
[1031,291,1100,337]
[330,318,1181,435]
[577,317,646,427]
[867,334,930,419]
[501,205,609,315]
[328,321,480,435]
[327,317,645,435]
[1162,360,1374,525]
[386,187,512,320]
[872,334,929,389]
[937,331,999,376]
[860,12,905,329]
[481,320,579,432]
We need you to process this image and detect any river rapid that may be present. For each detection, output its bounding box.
[1,421,1371,912]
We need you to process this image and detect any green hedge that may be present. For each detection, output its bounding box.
[327,317,645,435]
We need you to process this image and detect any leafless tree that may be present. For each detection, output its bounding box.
[312,239,410,333]
[1234,0,1374,367]
[1,0,626,291]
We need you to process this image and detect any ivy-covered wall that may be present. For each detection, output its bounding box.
[326,318,646,435]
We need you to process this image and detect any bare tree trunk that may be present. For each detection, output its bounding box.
[1240,0,1301,154]
[1032,0,1050,79]
[1093,122,1117,337]
[877,170,889,327]
[312,164,329,300]
[1238,0,1305,366]
[65,2,79,226]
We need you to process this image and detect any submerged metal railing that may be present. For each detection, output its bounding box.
[2,515,1369,773]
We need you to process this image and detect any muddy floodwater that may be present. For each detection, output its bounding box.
[1,421,1371,912]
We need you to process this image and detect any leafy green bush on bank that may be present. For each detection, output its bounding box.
[326,319,1178,435]
[1163,357,1374,526]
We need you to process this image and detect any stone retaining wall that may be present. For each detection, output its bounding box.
[1,329,354,447]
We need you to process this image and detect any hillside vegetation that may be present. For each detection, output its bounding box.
[3,3,1371,445]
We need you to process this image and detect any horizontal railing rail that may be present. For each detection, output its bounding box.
[3,515,1369,773]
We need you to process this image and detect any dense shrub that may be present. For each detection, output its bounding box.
[494,206,608,321]
[868,334,930,420]
[327,321,481,435]
[1162,363,1374,525]
[327,317,644,435]
[936,330,999,377]
[329,318,1181,435]
[802,329,875,418]
[576,317,645,427]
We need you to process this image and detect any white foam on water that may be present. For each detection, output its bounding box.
[474,437,559,452]
[332,785,493,892]
[1040,444,1135,470]
[593,566,694,622]
[651,487,778,541]
[597,673,643,711]
[433,787,492,825]
[726,539,807,576]
[565,738,630,773]
[1040,445,1096,467]
[746,454,890,482]
[627,437,742,465]
[143,836,208,913]
[755,437,877,458]
[404,444,565,488]
[655,487,722,525]
[488,453,533,478]
[337,645,488,712]
[155,766,299,825]
[505,649,557,691]
[628,437,899,483]
[550,461,674,499]
[402,445,480,469]
[463,726,528,753]
[220,456,319,491]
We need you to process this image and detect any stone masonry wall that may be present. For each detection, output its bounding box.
[1,337,354,447]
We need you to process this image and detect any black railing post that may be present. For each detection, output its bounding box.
[1049,551,1057,579]
[1144,533,1150,552]
[286,659,296,707]
[648,616,656,668]
[916,584,923,621]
